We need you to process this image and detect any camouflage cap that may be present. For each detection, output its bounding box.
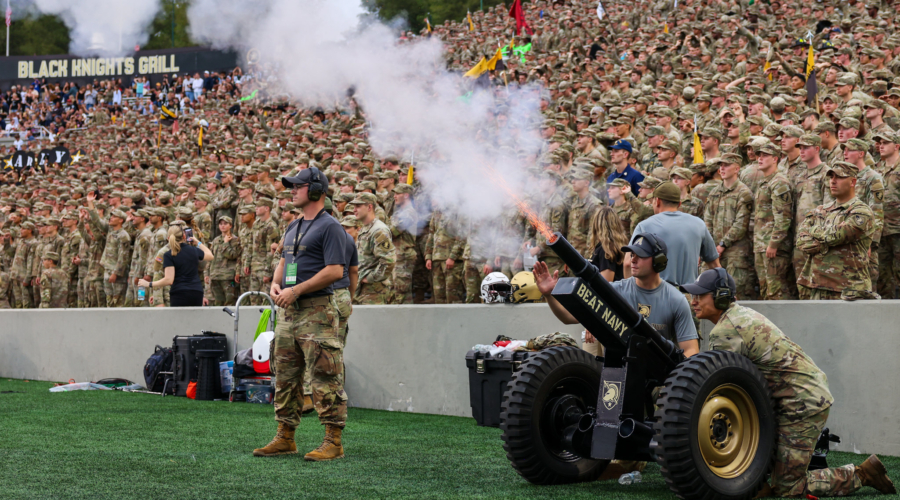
[349,192,378,205]
[42,250,60,261]
[798,134,822,147]
[570,169,594,181]
[609,178,629,189]
[836,73,857,86]
[638,176,663,190]
[720,153,743,165]
[844,138,869,151]
[826,161,860,178]
[340,216,359,227]
[238,205,256,214]
[659,139,681,152]
[757,142,782,156]
[762,123,783,137]
[176,206,194,218]
[670,167,693,180]
[393,184,414,194]
[780,125,803,138]
[873,130,900,144]
[814,121,836,133]
[645,126,666,137]
[109,209,128,220]
[838,117,860,130]
[217,214,234,225]
[255,197,274,208]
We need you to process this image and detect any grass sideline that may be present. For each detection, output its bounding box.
[0,378,895,500]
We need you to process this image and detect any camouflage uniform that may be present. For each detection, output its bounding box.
[535,189,569,277]
[39,264,69,308]
[754,171,796,299]
[126,226,153,307]
[149,245,171,307]
[32,232,64,307]
[704,180,755,299]
[59,226,82,308]
[273,296,346,429]
[796,198,874,300]
[791,162,829,288]
[99,224,132,307]
[248,216,280,297]
[877,160,900,298]
[462,219,491,304]
[355,218,395,305]
[566,192,601,258]
[709,303,860,497]
[11,232,37,308]
[389,199,418,304]
[824,166,884,285]
[425,211,466,304]
[212,184,239,230]
[208,232,242,306]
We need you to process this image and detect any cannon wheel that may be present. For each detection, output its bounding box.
[654,350,776,500]
[500,346,608,484]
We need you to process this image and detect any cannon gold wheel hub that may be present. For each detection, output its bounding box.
[698,384,760,478]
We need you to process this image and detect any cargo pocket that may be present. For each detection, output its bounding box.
[314,338,344,377]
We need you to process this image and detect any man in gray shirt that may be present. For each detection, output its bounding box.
[534,232,699,356]
[631,182,720,286]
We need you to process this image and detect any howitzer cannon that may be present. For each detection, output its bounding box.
[498,233,777,499]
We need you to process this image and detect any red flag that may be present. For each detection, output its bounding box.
[508,0,532,35]
[5,7,11,28]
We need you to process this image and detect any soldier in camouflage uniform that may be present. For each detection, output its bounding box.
[753,143,796,300]
[193,193,214,242]
[389,184,418,304]
[0,230,13,308]
[33,217,65,307]
[207,216,242,307]
[38,250,69,308]
[671,167,704,218]
[59,213,82,308]
[425,209,466,303]
[96,209,132,307]
[350,193,395,304]
[211,169,238,238]
[11,222,37,308]
[791,135,830,287]
[874,131,900,298]
[703,156,755,299]
[125,210,153,307]
[796,162,876,300]
[566,169,602,257]
[237,205,256,300]
[532,172,569,277]
[684,269,895,497]
[608,178,643,235]
[249,198,280,299]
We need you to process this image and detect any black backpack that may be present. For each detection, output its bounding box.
[144,345,174,392]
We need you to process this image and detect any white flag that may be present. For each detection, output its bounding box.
[596,1,605,20]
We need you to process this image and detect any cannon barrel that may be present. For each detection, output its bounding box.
[547,232,683,368]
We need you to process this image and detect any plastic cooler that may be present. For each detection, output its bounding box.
[465,350,537,428]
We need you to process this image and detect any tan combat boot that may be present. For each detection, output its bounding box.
[252,422,297,457]
[856,454,897,494]
[302,394,315,414]
[304,424,344,461]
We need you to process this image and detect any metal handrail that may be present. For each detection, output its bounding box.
[222,291,276,358]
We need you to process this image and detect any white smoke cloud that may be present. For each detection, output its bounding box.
[30,0,161,56]
[188,0,548,259]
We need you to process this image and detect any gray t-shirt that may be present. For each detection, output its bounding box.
[281,211,346,298]
[632,211,719,286]
[610,277,698,343]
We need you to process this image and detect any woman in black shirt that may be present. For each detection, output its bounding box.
[584,206,629,356]
[139,226,214,307]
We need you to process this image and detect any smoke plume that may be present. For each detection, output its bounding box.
[188,0,548,258]
[30,0,161,56]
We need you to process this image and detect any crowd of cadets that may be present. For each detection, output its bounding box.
[2,0,900,308]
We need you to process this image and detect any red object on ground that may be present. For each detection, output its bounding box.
[494,340,511,347]
[186,381,197,399]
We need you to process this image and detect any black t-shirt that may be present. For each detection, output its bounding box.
[591,244,625,282]
[281,211,346,298]
[334,231,358,289]
[163,244,205,293]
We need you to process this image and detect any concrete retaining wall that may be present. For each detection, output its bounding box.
[1,301,898,456]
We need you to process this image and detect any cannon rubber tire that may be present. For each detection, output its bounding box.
[654,350,776,500]
[500,346,608,484]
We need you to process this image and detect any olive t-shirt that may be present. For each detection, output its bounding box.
[281,211,346,298]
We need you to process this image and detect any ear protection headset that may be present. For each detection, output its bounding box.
[307,166,325,201]
[639,232,668,273]
[712,267,735,310]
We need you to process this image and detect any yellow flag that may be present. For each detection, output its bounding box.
[407,165,415,185]
[806,44,815,79]
[764,60,772,81]
[198,126,203,155]
[664,23,669,34]
[425,17,432,33]
[693,133,704,164]
[464,56,489,77]
[467,11,474,31]
[487,47,504,71]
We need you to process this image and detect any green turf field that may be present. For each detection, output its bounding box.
[0,378,895,500]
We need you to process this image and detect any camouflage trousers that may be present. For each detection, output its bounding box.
[210,279,238,307]
[248,273,269,305]
[103,273,127,307]
[334,288,352,346]
[771,409,861,497]
[125,280,147,307]
[273,298,347,428]
[67,276,78,308]
[875,234,900,299]
[15,282,34,308]
[797,285,843,301]
[755,251,797,300]
[412,230,433,297]
[0,272,10,309]
[432,260,465,304]
[391,256,415,304]
[356,279,392,305]
[463,259,487,303]
[720,248,756,301]
[77,276,88,308]
[88,279,106,308]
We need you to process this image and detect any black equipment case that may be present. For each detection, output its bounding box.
[172,331,228,397]
[465,350,537,428]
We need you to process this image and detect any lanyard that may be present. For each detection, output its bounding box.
[292,209,326,257]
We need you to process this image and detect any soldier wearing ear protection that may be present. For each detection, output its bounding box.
[681,268,895,498]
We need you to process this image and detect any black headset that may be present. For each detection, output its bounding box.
[638,232,668,273]
[712,267,735,310]
[307,166,325,201]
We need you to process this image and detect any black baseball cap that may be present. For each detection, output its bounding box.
[679,269,736,295]
[622,233,667,258]
[281,168,329,191]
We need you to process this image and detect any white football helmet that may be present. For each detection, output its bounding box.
[480,272,512,303]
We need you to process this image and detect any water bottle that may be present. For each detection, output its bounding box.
[138,286,146,301]
[618,471,642,485]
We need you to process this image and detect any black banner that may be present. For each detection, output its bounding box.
[0,46,238,88]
